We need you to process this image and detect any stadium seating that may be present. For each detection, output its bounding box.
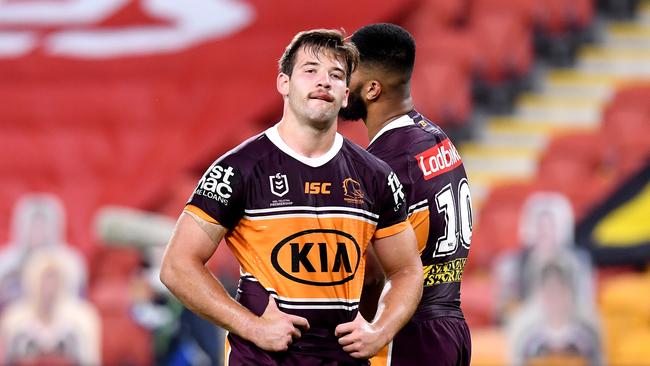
[411,58,472,127]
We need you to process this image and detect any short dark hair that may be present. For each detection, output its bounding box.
[350,23,415,80]
[278,29,359,84]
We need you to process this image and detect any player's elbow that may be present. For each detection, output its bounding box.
[159,253,180,291]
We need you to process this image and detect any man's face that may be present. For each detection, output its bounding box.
[339,66,368,121]
[279,46,349,126]
[338,69,367,121]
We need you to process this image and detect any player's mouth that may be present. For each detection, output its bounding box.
[309,91,335,103]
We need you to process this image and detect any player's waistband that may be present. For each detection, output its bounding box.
[233,278,364,363]
[228,330,368,365]
[411,302,465,321]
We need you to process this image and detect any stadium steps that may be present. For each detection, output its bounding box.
[461,3,650,211]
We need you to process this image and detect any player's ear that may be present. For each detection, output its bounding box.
[365,80,382,101]
[277,72,290,96]
[341,87,350,108]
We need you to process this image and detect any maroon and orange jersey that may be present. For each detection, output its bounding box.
[367,110,473,320]
[186,124,408,360]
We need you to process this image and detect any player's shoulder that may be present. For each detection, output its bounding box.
[408,110,451,144]
[210,130,271,173]
[341,136,393,174]
[369,110,450,158]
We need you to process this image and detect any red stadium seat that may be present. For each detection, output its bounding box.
[460,272,497,327]
[607,84,650,112]
[337,120,370,148]
[537,131,615,219]
[403,0,469,35]
[603,108,650,179]
[411,59,472,127]
[416,28,478,75]
[469,12,534,83]
[537,0,594,35]
[89,246,142,283]
[471,0,537,27]
[89,278,153,366]
[469,182,539,270]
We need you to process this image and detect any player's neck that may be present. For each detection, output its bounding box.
[366,98,413,142]
[277,115,337,158]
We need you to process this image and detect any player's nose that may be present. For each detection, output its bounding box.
[315,71,332,89]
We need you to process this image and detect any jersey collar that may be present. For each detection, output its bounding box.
[265,123,343,167]
[368,114,415,147]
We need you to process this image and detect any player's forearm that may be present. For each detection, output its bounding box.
[370,264,422,342]
[160,256,258,340]
[359,247,385,320]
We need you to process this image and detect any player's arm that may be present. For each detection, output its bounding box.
[359,244,385,320]
[336,224,422,358]
[159,211,309,352]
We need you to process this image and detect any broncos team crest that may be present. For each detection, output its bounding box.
[343,177,364,204]
[270,173,289,197]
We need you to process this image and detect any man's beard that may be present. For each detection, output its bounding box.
[339,89,367,121]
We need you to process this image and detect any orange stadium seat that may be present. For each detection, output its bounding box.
[599,271,650,366]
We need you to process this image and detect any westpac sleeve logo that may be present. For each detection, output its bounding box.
[270,229,361,286]
[270,173,289,197]
[195,163,236,205]
[414,138,462,180]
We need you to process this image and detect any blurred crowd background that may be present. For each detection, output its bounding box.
[1,0,649,365]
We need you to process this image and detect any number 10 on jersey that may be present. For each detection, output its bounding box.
[433,178,473,257]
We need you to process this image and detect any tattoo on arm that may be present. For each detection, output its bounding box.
[183,210,222,244]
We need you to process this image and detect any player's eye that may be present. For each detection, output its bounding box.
[330,72,344,80]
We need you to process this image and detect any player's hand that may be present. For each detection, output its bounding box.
[251,295,310,352]
[335,312,386,359]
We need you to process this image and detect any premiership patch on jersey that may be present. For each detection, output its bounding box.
[415,138,462,180]
[194,162,238,205]
[270,173,289,197]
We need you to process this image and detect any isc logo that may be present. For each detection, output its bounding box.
[271,229,361,286]
[304,182,331,194]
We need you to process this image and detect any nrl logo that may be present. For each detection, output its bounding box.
[270,173,289,197]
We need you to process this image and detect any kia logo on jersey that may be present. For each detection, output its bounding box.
[270,173,289,197]
[271,229,361,286]
[415,138,462,180]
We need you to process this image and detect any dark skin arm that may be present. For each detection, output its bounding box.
[336,224,422,358]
